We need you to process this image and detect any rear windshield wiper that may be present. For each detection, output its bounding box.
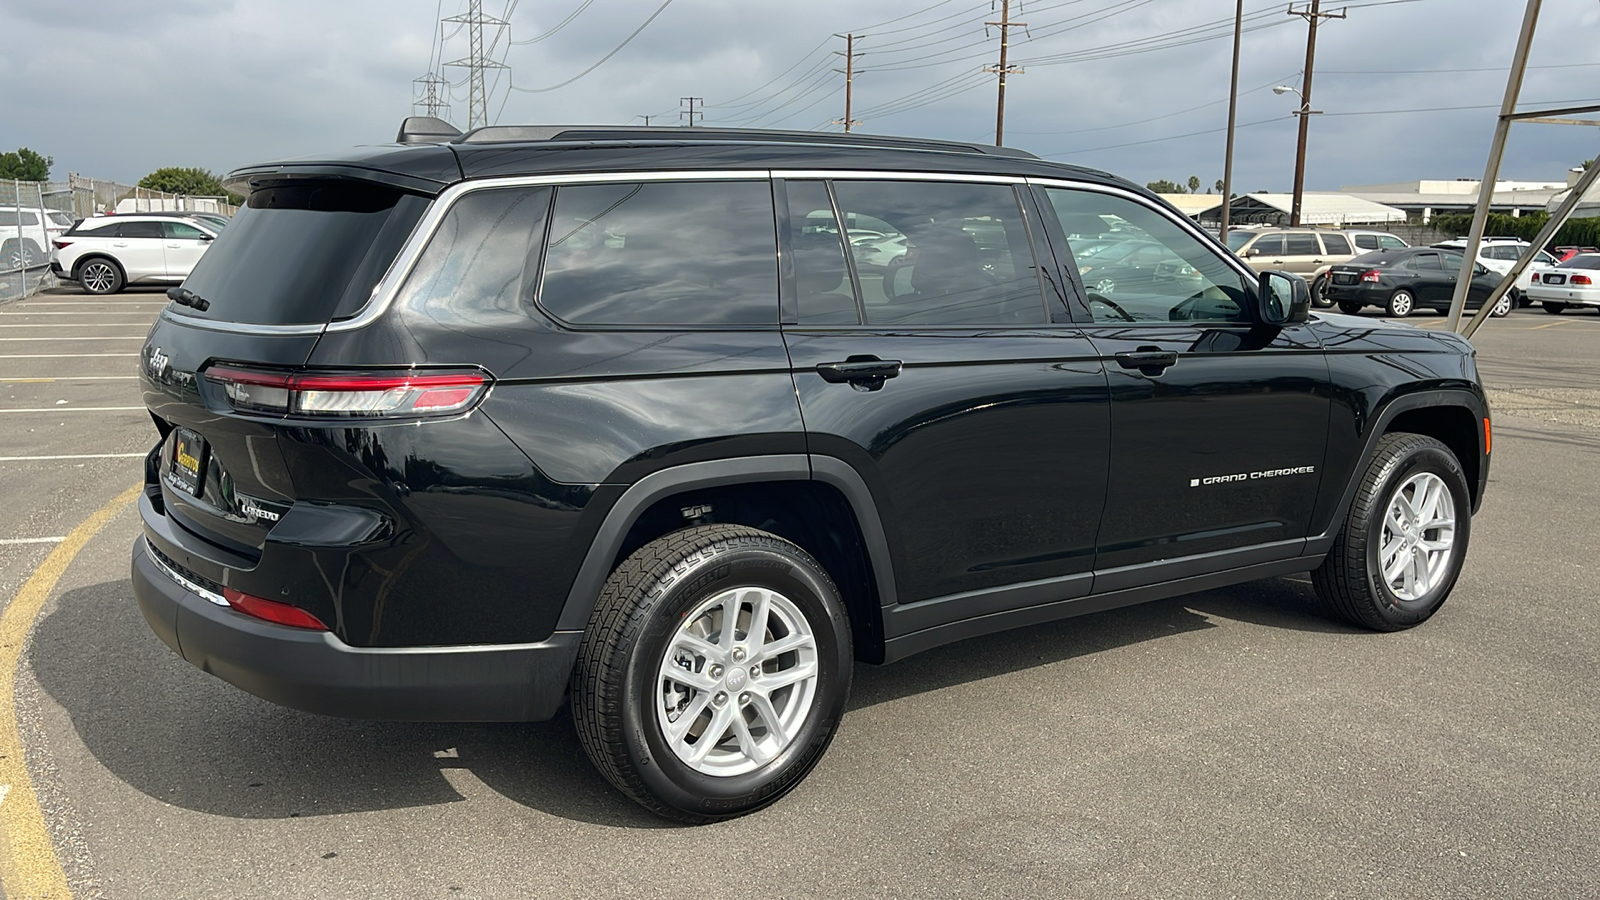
[167,287,210,312]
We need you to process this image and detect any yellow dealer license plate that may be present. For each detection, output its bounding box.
[168,428,208,498]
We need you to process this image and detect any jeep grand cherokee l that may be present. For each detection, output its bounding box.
[133,119,1490,823]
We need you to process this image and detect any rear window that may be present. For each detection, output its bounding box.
[1353,235,1379,250]
[1320,233,1351,255]
[1560,255,1600,269]
[174,180,430,326]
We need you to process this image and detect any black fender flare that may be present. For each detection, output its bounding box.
[1306,387,1489,555]
[555,455,899,632]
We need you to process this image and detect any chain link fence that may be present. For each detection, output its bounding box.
[1,175,237,303]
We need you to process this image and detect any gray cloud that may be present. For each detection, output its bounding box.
[0,0,1594,191]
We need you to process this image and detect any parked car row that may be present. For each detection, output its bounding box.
[1526,253,1600,314]
[1224,227,1411,307]
[1323,247,1513,318]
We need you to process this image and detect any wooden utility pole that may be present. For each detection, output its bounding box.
[984,0,1026,146]
[832,33,864,132]
[1219,0,1244,242]
[680,97,703,127]
[1287,1,1345,225]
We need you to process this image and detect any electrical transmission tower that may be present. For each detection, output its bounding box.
[831,33,864,133]
[984,0,1027,146]
[444,0,509,130]
[412,72,452,121]
[680,97,703,127]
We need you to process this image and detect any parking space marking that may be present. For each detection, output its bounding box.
[0,354,138,359]
[0,407,145,413]
[1529,320,1572,330]
[0,454,145,462]
[0,484,139,899]
[0,377,140,382]
[0,538,65,546]
[0,312,157,317]
[0,337,144,342]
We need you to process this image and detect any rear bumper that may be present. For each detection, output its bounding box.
[132,534,580,722]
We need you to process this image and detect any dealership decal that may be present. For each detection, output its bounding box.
[1190,465,1316,487]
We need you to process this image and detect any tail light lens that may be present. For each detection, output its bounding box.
[223,587,328,630]
[1360,269,1381,283]
[53,240,72,250]
[1572,274,1592,286]
[204,366,490,418]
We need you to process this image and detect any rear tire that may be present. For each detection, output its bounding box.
[1311,275,1333,308]
[1386,289,1415,318]
[1312,433,1471,632]
[77,258,124,295]
[1337,300,1364,315]
[1542,301,1566,314]
[571,524,853,823]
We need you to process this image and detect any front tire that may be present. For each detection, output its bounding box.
[1489,293,1513,318]
[1312,433,1471,631]
[571,524,853,823]
[1386,289,1415,318]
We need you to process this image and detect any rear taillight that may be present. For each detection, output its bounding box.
[53,240,71,250]
[1572,275,1592,286]
[204,366,490,418]
[223,587,328,630]
[1360,269,1381,283]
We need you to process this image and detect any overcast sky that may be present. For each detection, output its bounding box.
[2,0,1596,192]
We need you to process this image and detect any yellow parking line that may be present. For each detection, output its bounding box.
[0,484,141,899]
[1529,320,1571,330]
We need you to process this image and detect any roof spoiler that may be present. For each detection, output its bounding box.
[396,116,463,145]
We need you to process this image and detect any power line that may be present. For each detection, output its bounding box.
[510,0,597,44]
[508,0,676,94]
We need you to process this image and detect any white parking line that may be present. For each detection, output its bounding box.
[0,376,140,382]
[0,337,144,342]
[0,312,158,317]
[0,353,138,359]
[0,454,145,461]
[12,302,162,306]
[0,324,153,329]
[0,407,145,413]
[0,538,66,546]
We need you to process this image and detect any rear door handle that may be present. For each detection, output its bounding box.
[816,356,903,390]
[1115,349,1178,375]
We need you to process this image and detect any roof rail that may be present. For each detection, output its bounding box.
[397,116,463,145]
[449,124,1038,158]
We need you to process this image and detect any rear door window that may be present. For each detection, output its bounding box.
[1284,233,1321,256]
[537,180,777,326]
[829,180,1045,326]
[118,221,164,239]
[174,180,431,326]
[1409,252,1441,270]
[1320,233,1351,255]
[1353,235,1379,250]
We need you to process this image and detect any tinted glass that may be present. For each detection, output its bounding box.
[786,181,859,325]
[1535,250,1558,265]
[396,187,552,326]
[1562,255,1600,269]
[1320,233,1351,254]
[1284,233,1321,255]
[1250,234,1285,255]
[538,180,777,326]
[1379,236,1407,249]
[1353,235,1379,250]
[13,212,38,226]
[1409,252,1441,270]
[118,221,164,238]
[1047,188,1248,324]
[71,219,116,236]
[177,180,430,325]
[831,180,1044,326]
[163,222,206,240]
[1225,230,1252,251]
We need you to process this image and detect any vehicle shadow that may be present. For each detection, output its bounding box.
[30,575,1345,829]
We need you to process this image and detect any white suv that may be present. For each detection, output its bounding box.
[1432,237,1557,306]
[53,215,218,294]
[0,206,74,271]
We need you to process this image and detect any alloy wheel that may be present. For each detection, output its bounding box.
[655,586,820,776]
[1379,471,1456,603]
[81,261,116,293]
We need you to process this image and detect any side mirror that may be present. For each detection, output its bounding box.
[1257,270,1310,325]
[199,232,215,242]
[1245,247,1261,258]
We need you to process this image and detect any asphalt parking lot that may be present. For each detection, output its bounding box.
[1,287,1596,899]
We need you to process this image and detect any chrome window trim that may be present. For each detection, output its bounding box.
[159,308,326,335]
[774,170,1024,185]
[1024,176,1260,284]
[145,537,229,607]
[326,169,774,333]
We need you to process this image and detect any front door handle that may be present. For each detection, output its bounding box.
[1115,349,1178,375]
[817,356,903,390]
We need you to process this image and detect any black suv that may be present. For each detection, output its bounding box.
[133,119,1490,822]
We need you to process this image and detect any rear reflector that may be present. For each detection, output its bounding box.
[1484,417,1492,455]
[223,587,328,630]
[204,366,490,418]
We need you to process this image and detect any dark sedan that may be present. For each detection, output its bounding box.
[1325,247,1511,318]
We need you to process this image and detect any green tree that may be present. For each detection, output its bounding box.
[138,167,242,203]
[1187,175,1201,193]
[1146,178,1184,193]
[0,148,53,181]
[1214,178,1225,195]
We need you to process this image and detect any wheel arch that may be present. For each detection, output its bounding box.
[72,252,125,279]
[557,455,897,663]
[1308,389,1488,554]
